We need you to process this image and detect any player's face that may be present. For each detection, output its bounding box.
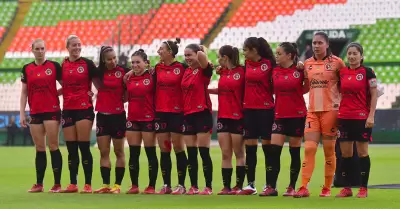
[32,41,46,60]
[158,43,172,61]
[67,38,82,58]
[243,46,257,61]
[104,50,117,70]
[131,55,146,74]
[347,46,362,66]
[312,35,329,56]
[275,46,291,66]
[217,52,228,68]
[184,48,198,67]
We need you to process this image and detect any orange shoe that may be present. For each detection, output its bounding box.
[60,184,78,193]
[336,187,353,198]
[356,187,368,198]
[293,186,310,198]
[126,185,139,194]
[199,187,213,195]
[186,186,199,195]
[28,184,44,193]
[143,186,156,194]
[171,185,186,195]
[48,184,62,193]
[319,186,331,197]
[94,185,111,194]
[80,184,92,194]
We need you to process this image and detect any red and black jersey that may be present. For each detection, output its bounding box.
[95,65,129,114]
[181,63,213,115]
[243,58,274,109]
[126,70,155,121]
[154,62,187,113]
[61,57,98,110]
[218,66,245,119]
[272,64,306,118]
[338,65,377,120]
[21,60,62,114]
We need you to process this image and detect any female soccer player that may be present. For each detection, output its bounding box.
[93,46,128,194]
[21,39,63,193]
[294,32,346,198]
[335,43,377,198]
[181,44,214,195]
[125,49,158,194]
[209,45,245,195]
[60,35,101,193]
[238,37,276,196]
[262,42,306,196]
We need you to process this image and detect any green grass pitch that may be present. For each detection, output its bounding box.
[0,146,399,209]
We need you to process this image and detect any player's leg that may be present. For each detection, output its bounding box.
[142,125,158,194]
[108,113,126,194]
[94,135,111,193]
[217,128,233,195]
[183,113,199,195]
[126,127,142,194]
[197,111,213,195]
[28,117,46,193]
[171,131,187,194]
[155,113,173,193]
[259,109,274,196]
[231,132,245,195]
[76,117,94,193]
[355,123,372,198]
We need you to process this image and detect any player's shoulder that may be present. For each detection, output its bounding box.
[304,57,316,64]
[329,55,344,63]
[116,65,130,73]
[47,60,61,67]
[22,61,34,70]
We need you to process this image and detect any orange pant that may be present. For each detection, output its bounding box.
[304,111,338,137]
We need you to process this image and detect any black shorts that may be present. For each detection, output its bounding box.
[338,119,372,142]
[96,112,126,139]
[217,118,243,135]
[29,111,61,124]
[154,112,184,134]
[61,107,95,128]
[126,120,154,132]
[243,109,274,140]
[272,117,306,137]
[183,110,213,135]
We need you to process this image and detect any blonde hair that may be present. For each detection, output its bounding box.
[31,39,45,49]
[66,35,79,48]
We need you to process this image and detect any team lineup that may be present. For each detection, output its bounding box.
[20,31,378,198]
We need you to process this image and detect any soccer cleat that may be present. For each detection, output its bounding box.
[199,187,213,195]
[228,186,241,195]
[157,184,172,194]
[60,184,79,193]
[109,184,121,194]
[48,184,62,193]
[217,187,231,195]
[143,186,156,194]
[336,187,353,198]
[94,185,111,194]
[259,185,278,197]
[171,185,186,195]
[319,186,331,197]
[28,184,44,193]
[80,184,92,194]
[237,184,257,195]
[186,186,199,195]
[283,186,295,197]
[356,187,368,198]
[293,186,310,198]
[126,185,139,194]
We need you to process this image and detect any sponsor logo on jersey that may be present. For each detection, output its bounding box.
[310,79,329,88]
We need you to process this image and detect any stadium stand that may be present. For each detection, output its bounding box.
[0,1,18,40]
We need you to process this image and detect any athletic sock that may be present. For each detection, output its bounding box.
[145,146,158,187]
[187,147,198,188]
[341,157,352,187]
[289,147,301,188]
[35,151,47,185]
[301,141,318,187]
[245,145,257,187]
[115,167,125,185]
[199,147,213,189]
[129,145,141,186]
[324,140,336,188]
[160,152,172,187]
[50,149,62,185]
[222,168,233,189]
[269,144,283,188]
[78,141,93,185]
[359,155,371,188]
[100,167,111,185]
[175,151,187,186]
[66,141,79,184]
[236,166,246,188]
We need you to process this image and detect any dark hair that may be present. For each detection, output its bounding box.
[185,43,203,53]
[163,38,181,57]
[313,31,332,56]
[219,45,240,67]
[244,37,276,66]
[98,46,114,79]
[346,42,364,64]
[132,49,149,65]
[279,42,299,64]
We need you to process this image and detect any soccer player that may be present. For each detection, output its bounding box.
[209,45,245,195]
[60,35,101,193]
[335,43,377,198]
[181,44,214,195]
[238,37,276,195]
[93,46,128,194]
[125,49,158,194]
[294,32,346,198]
[262,42,306,196]
[21,39,63,193]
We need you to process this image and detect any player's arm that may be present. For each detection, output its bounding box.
[366,68,378,128]
[86,58,103,89]
[302,69,310,94]
[208,88,218,94]
[20,84,28,128]
[54,61,63,95]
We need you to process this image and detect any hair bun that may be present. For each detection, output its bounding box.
[175,38,181,45]
[291,43,298,49]
[138,49,145,53]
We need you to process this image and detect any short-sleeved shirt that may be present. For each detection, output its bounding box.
[338,66,377,120]
[61,57,98,110]
[304,55,345,112]
[21,60,62,114]
[218,66,245,119]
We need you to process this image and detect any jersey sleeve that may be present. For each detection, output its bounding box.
[53,61,62,81]
[85,58,98,78]
[366,67,377,88]
[20,64,28,83]
[202,63,213,78]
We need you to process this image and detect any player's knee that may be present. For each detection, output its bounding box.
[304,141,318,155]
[100,148,110,158]
[357,149,368,157]
[48,141,59,151]
[35,144,46,152]
[114,148,124,158]
[221,149,232,161]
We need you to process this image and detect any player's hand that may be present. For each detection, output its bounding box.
[215,66,222,75]
[20,114,27,128]
[124,70,134,83]
[365,116,374,128]
[296,61,304,70]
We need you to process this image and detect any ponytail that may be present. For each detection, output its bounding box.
[244,37,276,67]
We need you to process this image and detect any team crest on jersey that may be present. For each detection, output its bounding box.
[325,63,332,71]
[155,122,160,131]
[143,79,150,85]
[233,73,240,80]
[115,71,122,78]
[272,123,277,131]
[356,73,364,81]
[193,69,199,75]
[261,64,268,71]
[293,71,300,78]
[77,66,84,73]
[126,121,132,128]
[217,122,223,130]
[45,68,52,75]
[174,68,180,75]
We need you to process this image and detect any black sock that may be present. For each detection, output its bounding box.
[199,147,213,189]
[50,149,62,185]
[359,155,371,188]
[262,144,272,186]
[176,151,187,186]
[236,166,246,188]
[160,152,172,187]
[145,146,158,187]
[66,141,79,184]
[129,146,141,186]
[78,142,93,185]
[115,167,125,185]
[341,157,353,187]
[245,145,257,187]
[289,147,301,189]
[35,151,47,185]
[222,168,233,189]
[187,147,198,188]
[100,167,111,185]
[268,145,283,188]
